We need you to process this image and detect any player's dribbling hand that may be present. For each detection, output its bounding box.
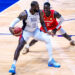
[9,27,15,35]
[9,27,22,36]
[47,31,52,35]
[51,28,57,37]
[50,31,55,37]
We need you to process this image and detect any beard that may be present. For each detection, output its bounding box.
[34,9,39,12]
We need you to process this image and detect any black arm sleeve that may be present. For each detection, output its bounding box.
[41,21,47,32]
[54,11,61,18]
[39,10,48,32]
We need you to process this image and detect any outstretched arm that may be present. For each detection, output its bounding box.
[54,11,64,29]
[39,10,51,35]
[39,10,48,32]
[51,11,64,36]
[9,10,27,34]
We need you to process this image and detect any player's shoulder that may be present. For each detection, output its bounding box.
[39,10,43,13]
[20,10,27,16]
[54,11,61,18]
[50,9,58,14]
[18,10,28,20]
[39,10,44,15]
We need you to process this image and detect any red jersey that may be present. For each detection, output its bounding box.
[40,10,61,32]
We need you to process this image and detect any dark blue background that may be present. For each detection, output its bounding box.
[0,0,19,12]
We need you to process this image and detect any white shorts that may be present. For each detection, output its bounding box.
[22,28,51,43]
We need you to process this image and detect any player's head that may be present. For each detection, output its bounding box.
[31,1,39,12]
[44,2,51,13]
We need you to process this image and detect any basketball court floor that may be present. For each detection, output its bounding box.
[0,0,75,75]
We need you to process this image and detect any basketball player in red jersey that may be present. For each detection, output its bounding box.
[22,2,75,54]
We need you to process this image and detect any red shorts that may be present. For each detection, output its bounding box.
[40,26,61,33]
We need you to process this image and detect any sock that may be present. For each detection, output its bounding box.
[13,60,17,65]
[48,57,53,62]
[25,44,30,49]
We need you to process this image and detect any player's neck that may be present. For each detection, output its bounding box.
[45,11,51,17]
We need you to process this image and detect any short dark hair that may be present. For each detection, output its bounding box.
[44,2,50,6]
[31,1,38,7]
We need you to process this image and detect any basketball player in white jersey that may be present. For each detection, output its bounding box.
[22,0,75,54]
[9,1,60,74]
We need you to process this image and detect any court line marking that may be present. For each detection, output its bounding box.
[0,33,75,37]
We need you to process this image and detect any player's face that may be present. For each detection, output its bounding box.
[44,5,50,13]
[34,4,39,12]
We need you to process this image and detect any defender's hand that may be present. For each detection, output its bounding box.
[50,31,55,37]
[51,28,57,36]
[47,31,52,35]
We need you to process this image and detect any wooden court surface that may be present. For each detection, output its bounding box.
[0,0,75,75]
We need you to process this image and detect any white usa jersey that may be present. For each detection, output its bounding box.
[24,10,40,32]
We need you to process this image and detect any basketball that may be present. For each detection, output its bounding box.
[12,27,22,36]
[14,27,22,34]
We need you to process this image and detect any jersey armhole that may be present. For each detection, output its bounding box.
[54,11,61,18]
[22,10,28,30]
[24,10,28,20]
